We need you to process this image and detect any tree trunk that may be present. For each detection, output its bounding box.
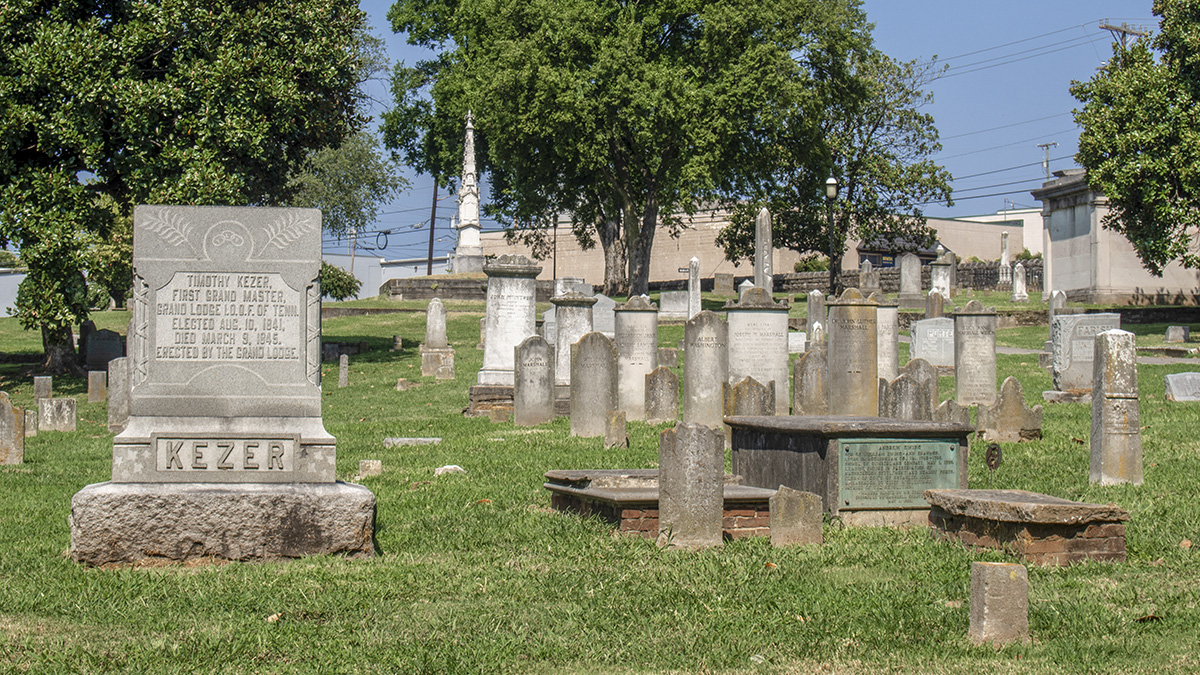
[42,324,83,376]
[596,219,627,296]
[626,199,659,297]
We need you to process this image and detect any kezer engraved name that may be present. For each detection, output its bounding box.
[155,272,302,361]
[155,437,295,473]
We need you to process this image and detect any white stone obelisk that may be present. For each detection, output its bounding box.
[453,111,484,274]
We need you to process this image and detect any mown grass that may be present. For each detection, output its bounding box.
[0,306,1198,673]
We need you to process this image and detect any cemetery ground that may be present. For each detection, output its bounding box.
[1,297,1199,674]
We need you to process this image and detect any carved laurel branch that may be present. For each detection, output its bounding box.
[306,281,321,387]
[259,212,317,256]
[141,208,200,257]
[132,274,150,386]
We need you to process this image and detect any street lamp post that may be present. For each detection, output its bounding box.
[825,175,839,295]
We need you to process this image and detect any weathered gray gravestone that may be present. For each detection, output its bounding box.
[870,291,899,382]
[604,410,628,449]
[682,311,728,430]
[614,296,659,421]
[1010,262,1029,302]
[769,486,822,547]
[977,376,1043,443]
[930,255,951,298]
[644,366,679,425]
[570,332,617,438]
[1091,329,1142,485]
[1048,289,1067,328]
[899,358,940,412]
[85,330,125,370]
[87,371,107,403]
[925,289,945,319]
[420,298,456,379]
[805,289,826,338]
[723,376,775,418]
[792,346,828,415]
[897,253,924,309]
[910,317,954,368]
[38,397,76,432]
[33,376,51,400]
[859,259,880,294]
[550,292,596,405]
[591,293,617,336]
[69,205,375,565]
[657,291,688,320]
[827,288,878,416]
[713,273,735,297]
[107,357,131,434]
[1049,313,1121,394]
[998,232,1012,286]
[879,373,934,421]
[754,207,773,291]
[1164,372,1200,401]
[338,354,349,388]
[657,423,724,549]
[687,256,701,319]
[787,331,807,354]
[954,300,997,406]
[513,336,555,426]
[657,346,679,368]
[478,256,541,386]
[24,409,37,438]
[934,399,971,426]
[969,562,1030,646]
[1165,325,1190,343]
[0,392,24,464]
[725,287,789,414]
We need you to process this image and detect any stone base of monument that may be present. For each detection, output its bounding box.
[1042,389,1091,404]
[453,253,485,275]
[465,385,514,416]
[727,416,972,527]
[897,293,925,310]
[925,489,1128,566]
[419,347,455,379]
[69,481,376,566]
[545,470,776,540]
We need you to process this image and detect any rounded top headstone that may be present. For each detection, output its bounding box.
[616,294,658,312]
[723,287,785,310]
[829,287,875,305]
[868,291,897,307]
[957,299,994,315]
[483,254,542,277]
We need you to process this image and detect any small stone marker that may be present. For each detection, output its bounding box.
[489,406,511,423]
[107,357,130,434]
[897,253,924,309]
[33,376,51,400]
[769,486,822,547]
[713,273,735,296]
[738,279,755,299]
[1091,329,1142,485]
[382,437,442,447]
[420,298,456,379]
[871,291,899,382]
[933,399,971,426]
[395,378,414,391]
[0,392,24,464]
[657,423,724,549]
[38,397,76,432]
[687,256,701,319]
[969,562,1030,646]
[1164,372,1200,401]
[338,354,349,388]
[1010,262,1028,302]
[879,373,934,421]
[925,289,945,319]
[792,346,828,415]
[645,366,679,424]
[657,346,679,368]
[88,371,107,403]
[513,335,555,426]
[23,409,36,438]
[570,332,617,437]
[604,410,629,449]
[358,460,382,478]
[1165,325,1190,343]
[787,331,807,354]
[805,289,826,337]
[723,376,775,418]
[858,259,880,294]
[954,300,997,406]
[977,377,1043,442]
[754,207,773,291]
[826,288,878,416]
[614,295,659,421]
[683,311,728,429]
[725,287,789,415]
[1049,313,1121,394]
[657,291,688,320]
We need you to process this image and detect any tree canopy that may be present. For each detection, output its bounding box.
[0,0,374,371]
[716,51,952,282]
[1072,0,1200,275]
[384,0,876,295]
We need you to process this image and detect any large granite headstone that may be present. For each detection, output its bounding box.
[1091,330,1142,485]
[514,336,555,426]
[614,296,659,421]
[827,288,878,416]
[1049,313,1121,393]
[954,300,997,406]
[69,205,374,565]
[682,311,728,429]
[897,253,924,309]
[725,287,789,415]
[570,332,617,437]
[910,317,954,368]
[0,392,24,464]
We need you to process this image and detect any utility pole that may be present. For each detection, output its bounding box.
[1036,142,1058,180]
[348,227,357,274]
[427,181,438,276]
[1099,20,1149,49]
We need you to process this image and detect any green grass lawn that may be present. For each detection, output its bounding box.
[1,308,1199,673]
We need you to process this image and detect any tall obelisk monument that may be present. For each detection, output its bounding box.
[453,112,484,273]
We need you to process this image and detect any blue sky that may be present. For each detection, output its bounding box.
[343,0,1157,262]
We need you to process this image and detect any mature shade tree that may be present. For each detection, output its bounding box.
[383,0,873,295]
[1072,0,1200,275]
[318,261,363,301]
[0,0,373,372]
[716,51,952,288]
[287,130,409,238]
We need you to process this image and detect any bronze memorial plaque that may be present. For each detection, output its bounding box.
[837,439,959,509]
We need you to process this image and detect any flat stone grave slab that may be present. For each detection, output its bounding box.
[727,416,972,527]
[1164,373,1200,402]
[544,469,776,540]
[926,489,1129,566]
[383,437,443,447]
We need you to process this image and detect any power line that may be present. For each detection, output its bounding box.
[938,41,1096,79]
[939,23,1090,62]
[950,154,1073,181]
[938,127,1079,160]
[943,34,1095,72]
[940,112,1072,140]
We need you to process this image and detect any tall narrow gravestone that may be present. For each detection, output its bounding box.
[513,336,555,427]
[477,255,541,387]
[614,296,659,421]
[687,256,701,319]
[644,366,679,425]
[570,332,617,437]
[420,298,455,379]
[725,287,790,415]
[551,292,596,409]
[897,253,924,309]
[682,311,728,429]
[871,291,899,382]
[657,423,724,550]
[827,288,878,416]
[1091,330,1142,485]
[792,346,828,415]
[805,289,826,337]
[754,207,773,291]
[107,356,131,434]
[954,300,997,406]
[69,206,375,565]
[1011,263,1029,302]
[930,255,951,299]
[0,392,24,465]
